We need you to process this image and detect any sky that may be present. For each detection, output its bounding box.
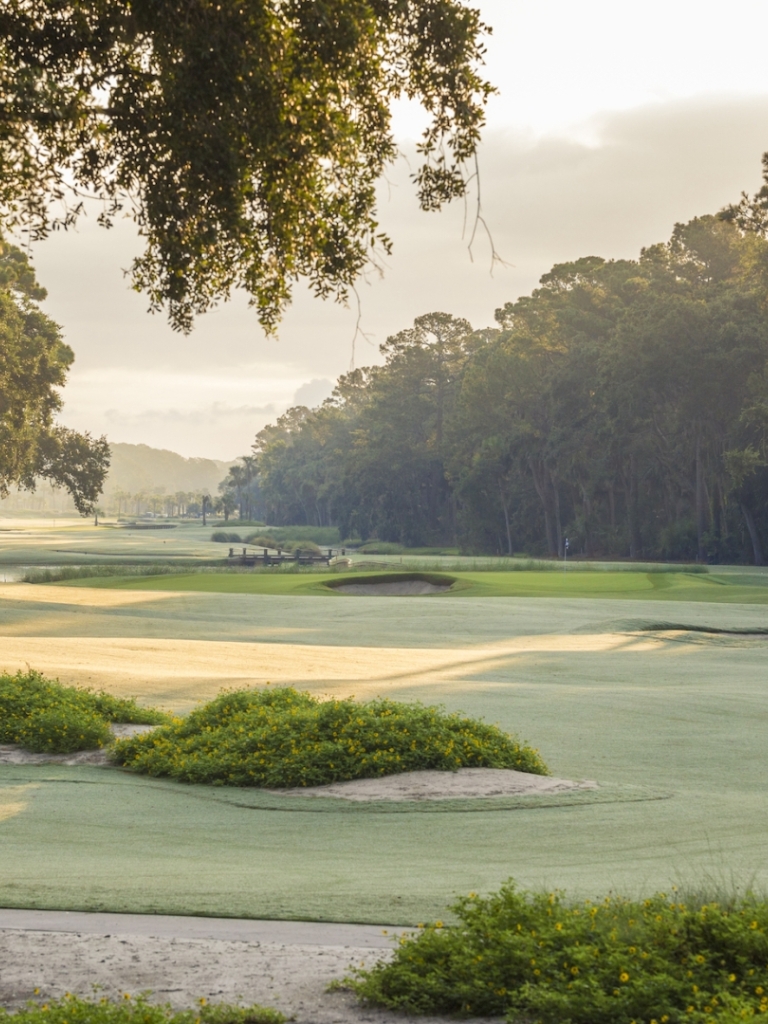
[27,0,768,460]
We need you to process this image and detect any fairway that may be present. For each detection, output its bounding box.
[1,579,767,924]
[55,567,768,602]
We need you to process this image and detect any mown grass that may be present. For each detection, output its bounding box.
[112,686,547,787]
[0,671,168,754]
[351,880,768,1024]
[0,995,283,1024]
[54,569,768,603]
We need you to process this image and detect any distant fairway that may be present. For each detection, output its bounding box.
[0,577,767,924]
[56,567,768,603]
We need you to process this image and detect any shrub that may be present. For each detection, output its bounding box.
[113,686,548,787]
[211,531,242,543]
[254,526,339,546]
[243,533,279,547]
[0,670,168,754]
[350,881,768,1024]
[356,541,405,554]
[23,565,180,584]
[0,994,283,1024]
[242,535,323,554]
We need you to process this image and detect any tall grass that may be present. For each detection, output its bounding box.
[22,564,187,583]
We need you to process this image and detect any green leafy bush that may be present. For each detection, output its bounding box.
[23,565,180,584]
[356,541,405,554]
[243,535,323,554]
[211,531,242,543]
[113,686,547,787]
[249,526,339,546]
[0,994,283,1024]
[0,670,168,754]
[243,533,279,547]
[351,881,768,1024]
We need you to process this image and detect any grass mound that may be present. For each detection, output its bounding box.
[351,881,768,1024]
[0,995,283,1024]
[112,686,548,787]
[0,670,168,754]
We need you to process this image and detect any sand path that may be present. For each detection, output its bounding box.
[0,911,502,1024]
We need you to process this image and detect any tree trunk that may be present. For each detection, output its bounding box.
[529,459,558,556]
[626,454,641,559]
[695,432,707,563]
[740,503,765,566]
[551,471,563,557]
[499,480,512,556]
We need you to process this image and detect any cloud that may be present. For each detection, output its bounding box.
[28,93,768,459]
[293,378,335,408]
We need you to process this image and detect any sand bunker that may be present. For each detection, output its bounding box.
[326,572,455,597]
[276,768,597,801]
[334,580,451,596]
[0,743,596,802]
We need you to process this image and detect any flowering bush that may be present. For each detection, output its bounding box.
[351,881,768,1024]
[0,670,168,754]
[0,994,283,1024]
[112,686,548,787]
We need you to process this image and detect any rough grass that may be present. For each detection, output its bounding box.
[351,880,768,1024]
[0,995,283,1024]
[112,686,548,787]
[0,670,169,754]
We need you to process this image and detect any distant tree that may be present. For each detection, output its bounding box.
[219,456,262,521]
[0,236,109,515]
[0,0,492,333]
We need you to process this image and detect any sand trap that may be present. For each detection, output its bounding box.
[0,742,596,802]
[334,580,451,596]
[276,768,597,801]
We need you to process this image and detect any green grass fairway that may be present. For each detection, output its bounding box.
[0,582,767,924]
[56,568,768,602]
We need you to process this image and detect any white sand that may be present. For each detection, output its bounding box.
[276,767,597,801]
[0,740,596,800]
[0,926,504,1023]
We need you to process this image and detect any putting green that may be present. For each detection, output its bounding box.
[1,581,767,923]
[54,569,768,602]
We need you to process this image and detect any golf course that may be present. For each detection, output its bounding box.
[1,519,767,926]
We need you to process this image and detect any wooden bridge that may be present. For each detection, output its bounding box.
[228,546,335,567]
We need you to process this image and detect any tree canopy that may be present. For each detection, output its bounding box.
[0,0,492,332]
[234,211,768,564]
[0,235,110,513]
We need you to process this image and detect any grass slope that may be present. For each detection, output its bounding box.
[1,604,766,922]
[55,569,768,602]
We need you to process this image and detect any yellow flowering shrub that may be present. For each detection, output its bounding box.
[351,882,768,1024]
[112,686,548,786]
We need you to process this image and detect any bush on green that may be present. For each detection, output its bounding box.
[351,881,768,1024]
[0,670,167,754]
[0,994,283,1024]
[112,686,547,787]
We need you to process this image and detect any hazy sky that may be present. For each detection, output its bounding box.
[28,0,768,460]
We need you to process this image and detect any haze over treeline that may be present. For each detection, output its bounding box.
[222,210,768,565]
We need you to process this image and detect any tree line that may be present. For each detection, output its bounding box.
[226,209,768,564]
